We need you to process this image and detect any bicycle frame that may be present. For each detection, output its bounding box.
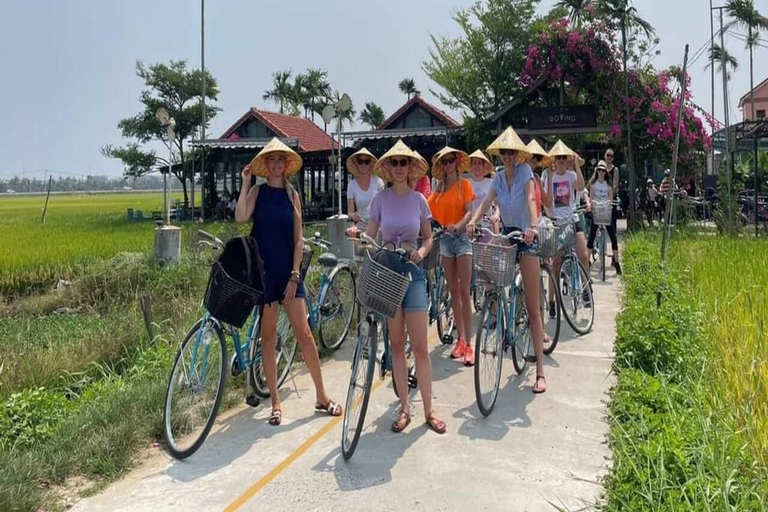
[189,309,261,383]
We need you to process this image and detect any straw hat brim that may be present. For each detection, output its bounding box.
[250,138,303,178]
[486,127,532,159]
[373,140,428,182]
[468,150,494,175]
[346,148,378,176]
[526,140,553,168]
[547,140,575,159]
[431,147,470,180]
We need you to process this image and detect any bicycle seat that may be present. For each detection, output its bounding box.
[318,252,338,268]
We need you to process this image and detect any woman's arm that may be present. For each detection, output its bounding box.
[291,190,304,276]
[235,165,257,223]
[347,198,359,223]
[414,218,432,263]
[468,187,497,226]
[524,180,538,245]
[574,160,586,191]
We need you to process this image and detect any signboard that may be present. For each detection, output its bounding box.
[528,106,598,130]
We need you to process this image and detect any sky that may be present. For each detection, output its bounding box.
[0,0,766,179]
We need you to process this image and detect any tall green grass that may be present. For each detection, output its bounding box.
[604,233,768,510]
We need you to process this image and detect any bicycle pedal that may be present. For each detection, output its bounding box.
[245,394,260,408]
[440,334,454,345]
[408,376,418,390]
[523,355,537,363]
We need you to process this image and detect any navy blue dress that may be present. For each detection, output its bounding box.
[251,184,305,304]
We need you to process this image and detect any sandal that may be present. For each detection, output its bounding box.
[314,400,343,417]
[425,412,446,434]
[268,409,282,426]
[391,410,411,433]
[533,375,547,394]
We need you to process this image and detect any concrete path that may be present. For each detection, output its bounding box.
[71,265,620,512]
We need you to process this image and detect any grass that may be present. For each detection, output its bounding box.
[604,232,768,510]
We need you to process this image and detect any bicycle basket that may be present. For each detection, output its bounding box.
[299,248,313,281]
[593,202,612,226]
[538,219,558,258]
[357,251,412,318]
[471,240,517,287]
[420,233,443,271]
[556,218,577,253]
[204,262,262,328]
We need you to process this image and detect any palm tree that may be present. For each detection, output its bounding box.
[359,102,386,130]
[597,0,655,229]
[262,69,293,114]
[705,44,739,80]
[398,78,420,100]
[556,0,594,26]
[726,0,767,232]
[304,68,332,121]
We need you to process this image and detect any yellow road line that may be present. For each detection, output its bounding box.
[222,329,441,512]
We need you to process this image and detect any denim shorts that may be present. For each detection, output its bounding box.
[439,232,473,258]
[402,263,429,313]
[502,226,540,259]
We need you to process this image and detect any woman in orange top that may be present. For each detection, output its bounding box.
[428,147,476,366]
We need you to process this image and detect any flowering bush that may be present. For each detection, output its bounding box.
[521,16,712,175]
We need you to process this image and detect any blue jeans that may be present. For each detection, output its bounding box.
[502,226,539,259]
[439,232,473,258]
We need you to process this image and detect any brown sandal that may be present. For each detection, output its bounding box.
[533,375,547,394]
[425,412,446,434]
[268,409,282,426]
[391,410,411,433]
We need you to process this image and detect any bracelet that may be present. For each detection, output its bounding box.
[290,270,300,281]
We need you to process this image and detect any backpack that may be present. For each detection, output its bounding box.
[217,236,265,292]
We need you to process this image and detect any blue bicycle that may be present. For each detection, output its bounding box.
[472,228,538,417]
[162,232,298,459]
[423,225,456,344]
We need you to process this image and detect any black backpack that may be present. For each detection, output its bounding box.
[217,236,265,292]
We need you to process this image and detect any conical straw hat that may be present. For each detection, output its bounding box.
[431,146,470,179]
[486,127,531,159]
[346,147,378,176]
[526,139,553,168]
[373,139,428,182]
[468,149,494,176]
[547,139,575,159]
[250,138,303,178]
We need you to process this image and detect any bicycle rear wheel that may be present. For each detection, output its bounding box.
[474,292,504,417]
[435,271,456,344]
[249,307,298,398]
[163,318,226,460]
[559,257,595,335]
[511,288,531,375]
[318,266,356,351]
[540,264,561,355]
[600,229,607,282]
[342,320,378,460]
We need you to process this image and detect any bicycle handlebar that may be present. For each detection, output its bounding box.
[303,231,333,250]
[472,226,527,242]
[347,234,412,258]
[197,230,224,251]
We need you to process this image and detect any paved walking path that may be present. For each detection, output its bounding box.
[72,265,621,512]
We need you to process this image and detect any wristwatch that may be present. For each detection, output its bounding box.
[290,269,300,282]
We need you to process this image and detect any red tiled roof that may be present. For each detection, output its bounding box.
[377,96,460,131]
[220,108,336,152]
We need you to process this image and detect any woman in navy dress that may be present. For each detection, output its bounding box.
[235,138,342,426]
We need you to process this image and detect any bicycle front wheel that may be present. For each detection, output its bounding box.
[318,266,356,351]
[559,257,595,335]
[163,318,227,460]
[342,320,378,460]
[435,271,456,344]
[474,292,504,417]
[249,307,298,398]
[600,229,607,282]
[511,287,531,375]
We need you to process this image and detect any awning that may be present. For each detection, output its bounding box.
[344,126,463,142]
[190,137,300,149]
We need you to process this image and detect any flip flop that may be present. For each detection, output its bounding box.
[314,400,342,417]
[391,410,411,433]
[268,409,282,426]
[533,375,547,394]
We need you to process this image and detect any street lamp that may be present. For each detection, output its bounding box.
[155,107,176,226]
[321,93,352,216]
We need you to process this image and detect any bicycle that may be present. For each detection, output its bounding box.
[472,227,541,417]
[341,235,419,460]
[554,211,595,335]
[422,225,456,345]
[590,200,617,282]
[298,232,356,352]
[162,231,298,459]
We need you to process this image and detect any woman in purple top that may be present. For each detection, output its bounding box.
[367,140,446,435]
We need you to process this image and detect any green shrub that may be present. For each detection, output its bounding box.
[0,388,72,449]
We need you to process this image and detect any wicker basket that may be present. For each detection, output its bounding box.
[556,218,577,253]
[204,262,263,328]
[357,252,412,318]
[471,240,517,287]
[538,221,558,258]
[592,202,612,226]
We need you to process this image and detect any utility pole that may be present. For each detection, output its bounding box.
[200,0,206,222]
[716,7,733,229]
[748,23,759,236]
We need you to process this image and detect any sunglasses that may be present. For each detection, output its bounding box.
[357,159,371,165]
[606,154,614,158]
[598,168,606,172]
[556,155,568,161]
[499,149,517,156]
[389,158,410,168]
[442,156,456,164]
[533,155,543,162]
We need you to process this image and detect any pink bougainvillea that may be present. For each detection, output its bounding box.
[520,15,711,175]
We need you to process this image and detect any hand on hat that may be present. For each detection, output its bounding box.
[241,164,252,181]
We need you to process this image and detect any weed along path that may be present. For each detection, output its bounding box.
[71,273,620,512]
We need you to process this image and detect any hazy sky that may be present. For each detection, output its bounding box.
[1,0,766,179]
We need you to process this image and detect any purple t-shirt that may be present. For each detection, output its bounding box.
[369,188,432,248]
